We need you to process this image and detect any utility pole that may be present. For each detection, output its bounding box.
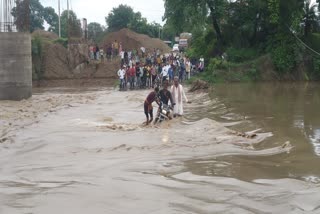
[67,0,69,18]
[58,0,61,37]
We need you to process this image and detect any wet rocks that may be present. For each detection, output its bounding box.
[231,131,257,139]
[0,137,8,143]
[189,80,209,92]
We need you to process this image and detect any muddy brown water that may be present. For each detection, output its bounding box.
[189,82,320,183]
[0,83,320,213]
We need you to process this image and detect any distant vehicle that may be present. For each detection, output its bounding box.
[172,44,179,52]
[179,39,188,48]
[180,32,192,40]
[164,41,172,46]
[179,32,192,50]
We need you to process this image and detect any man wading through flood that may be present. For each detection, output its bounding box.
[171,76,190,117]
[143,80,175,125]
[143,78,191,124]
[143,87,160,125]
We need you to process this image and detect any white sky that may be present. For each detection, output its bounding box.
[40,0,165,26]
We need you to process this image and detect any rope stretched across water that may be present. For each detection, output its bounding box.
[288,25,320,57]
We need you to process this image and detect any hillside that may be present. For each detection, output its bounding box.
[31,29,171,86]
[101,28,171,53]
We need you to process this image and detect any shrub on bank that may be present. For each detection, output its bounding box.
[199,57,260,83]
[31,36,45,80]
[53,38,68,48]
[226,47,259,63]
[267,33,303,75]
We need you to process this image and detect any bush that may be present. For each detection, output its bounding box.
[267,33,303,74]
[53,37,68,48]
[206,58,228,71]
[311,56,320,80]
[31,36,45,80]
[226,47,258,63]
[306,33,320,52]
[32,36,42,56]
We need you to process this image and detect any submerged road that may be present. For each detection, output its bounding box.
[0,87,319,214]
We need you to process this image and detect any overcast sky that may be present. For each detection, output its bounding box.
[40,0,165,26]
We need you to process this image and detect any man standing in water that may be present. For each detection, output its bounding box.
[154,80,175,123]
[144,87,160,125]
[159,80,174,106]
[171,76,189,117]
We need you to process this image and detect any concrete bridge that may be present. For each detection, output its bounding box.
[0,0,32,100]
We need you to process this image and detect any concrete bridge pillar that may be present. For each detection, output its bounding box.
[0,32,32,100]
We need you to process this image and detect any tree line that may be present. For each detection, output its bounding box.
[162,0,320,79]
[11,1,167,42]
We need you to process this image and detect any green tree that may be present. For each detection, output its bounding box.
[43,7,59,34]
[88,22,104,42]
[161,23,177,41]
[12,0,44,32]
[223,0,269,47]
[12,0,59,33]
[105,4,164,39]
[164,0,226,46]
[60,10,82,38]
[303,0,318,37]
[105,4,135,31]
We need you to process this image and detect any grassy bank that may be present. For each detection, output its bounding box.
[188,54,320,84]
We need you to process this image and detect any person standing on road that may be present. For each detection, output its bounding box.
[185,58,191,80]
[100,48,104,62]
[136,64,141,89]
[128,65,136,90]
[168,64,174,83]
[95,45,100,61]
[113,40,119,57]
[117,65,126,90]
[124,50,129,65]
[171,76,189,117]
[140,47,146,58]
[160,63,169,82]
[179,59,185,82]
[106,44,112,61]
[120,49,125,66]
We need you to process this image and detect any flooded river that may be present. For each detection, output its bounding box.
[0,83,319,213]
[201,83,320,183]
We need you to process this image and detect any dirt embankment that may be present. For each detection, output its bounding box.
[101,28,171,53]
[32,31,119,82]
[32,29,171,86]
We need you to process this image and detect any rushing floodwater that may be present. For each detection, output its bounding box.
[1,83,320,213]
[187,82,320,183]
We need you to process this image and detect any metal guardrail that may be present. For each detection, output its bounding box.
[0,22,17,32]
[0,0,19,32]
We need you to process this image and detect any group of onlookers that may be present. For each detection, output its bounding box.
[88,41,205,90]
[117,49,205,91]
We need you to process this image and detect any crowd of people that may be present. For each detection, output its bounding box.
[113,42,204,124]
[116,49,205,91]
[88,40,123,62]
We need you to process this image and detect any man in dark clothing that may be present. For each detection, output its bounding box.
[95,45,99,60]
[106,44,112,61]
[124,50,128,65]
[159,80,174,105]
[144,87,160,125]
[155,80,175,122]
